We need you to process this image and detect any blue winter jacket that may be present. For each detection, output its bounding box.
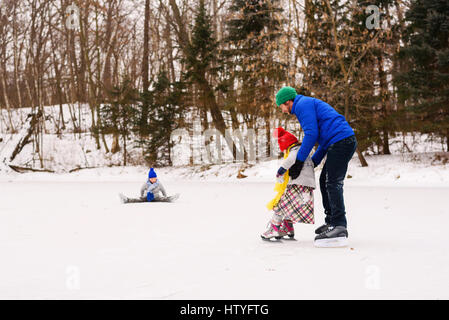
[291,95,355,165]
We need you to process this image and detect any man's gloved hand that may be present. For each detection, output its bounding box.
[289,160,304,179]
[276,167,287,178]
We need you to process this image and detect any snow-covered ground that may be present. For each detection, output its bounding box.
[1,105,448,299]
[1,157,448,299]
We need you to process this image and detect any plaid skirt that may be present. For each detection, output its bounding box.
[273,185,314,224]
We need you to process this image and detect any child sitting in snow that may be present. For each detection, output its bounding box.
[119,168,177,203]
[261,127,316,240]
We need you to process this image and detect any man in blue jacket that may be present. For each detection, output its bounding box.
[275,86,357,247]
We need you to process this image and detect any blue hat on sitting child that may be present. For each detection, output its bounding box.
[148,168,157,178]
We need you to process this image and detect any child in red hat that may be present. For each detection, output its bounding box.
[261,128,316,240]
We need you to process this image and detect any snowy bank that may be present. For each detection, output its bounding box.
[1,151,448,188]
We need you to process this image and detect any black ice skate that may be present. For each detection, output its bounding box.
[314,223,330,235]
[314,226,348,248]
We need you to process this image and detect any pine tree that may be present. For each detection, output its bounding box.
[225,0,287,159]
[140,0,151,136]
[182,0,239,160]
[184,0,218,90]
[395,0,449,151]
[101,79,139,166]
[142,71,185,166]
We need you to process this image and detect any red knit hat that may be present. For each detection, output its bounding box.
[273,127,298,152]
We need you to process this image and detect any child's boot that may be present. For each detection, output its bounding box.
[279,219,295,239]
[261,223,281,241]
[118,193,129,204]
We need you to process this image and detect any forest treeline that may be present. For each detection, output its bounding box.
[0,0,448,167]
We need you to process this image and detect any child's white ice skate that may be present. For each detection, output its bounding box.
[278,220,295,239]
[261,223,281,241]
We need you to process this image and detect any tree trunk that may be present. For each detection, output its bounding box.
[13,1,23,110]
[9,110,43,162]
[123,133,127,166]
[382,129,390,155]
[0,66,15,132]
[201,107,213,163]
[265,117,271,159]
[229,106,248,162]
[49,27,66,134]
[79,4,100,150]
[111,133,120,154]
[200,81,236,157]
[356,148,368,167]
[446,129,449,152]
[102,1,116,94]
[66,21,81,133]
[166,0,239,160]
[378,52,391,155]
[141,0,150,135]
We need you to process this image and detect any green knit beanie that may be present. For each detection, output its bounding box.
[275,86,297,107]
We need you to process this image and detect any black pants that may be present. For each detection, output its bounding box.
[126,196,147,203]
[319,135,357,228]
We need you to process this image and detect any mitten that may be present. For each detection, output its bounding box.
[146,192,155,202]
[276,167,287,177]
[289,160,304,179]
